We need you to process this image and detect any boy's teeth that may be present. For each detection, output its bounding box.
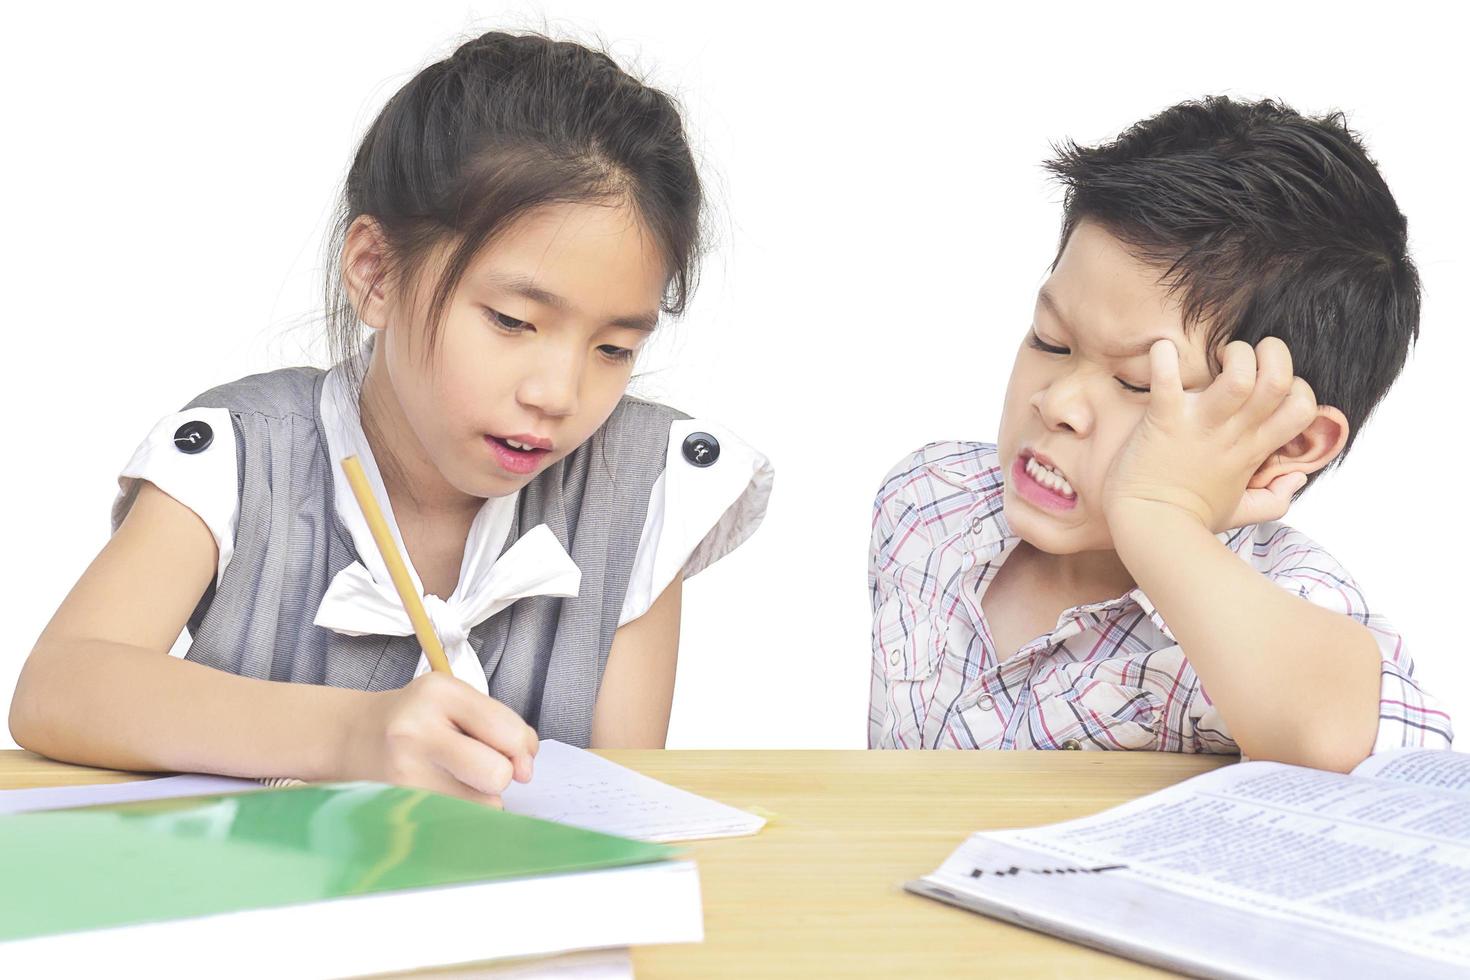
[505,439,533,451]
[1025,457,1076,498]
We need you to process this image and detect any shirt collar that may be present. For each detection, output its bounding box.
[943,444,1258,642]
[319,351,519,601]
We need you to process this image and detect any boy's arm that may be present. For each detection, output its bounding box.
[1103,337,1382,772]
[1108,503,1379,771]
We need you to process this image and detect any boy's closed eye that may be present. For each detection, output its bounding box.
[1026,329,1152,394]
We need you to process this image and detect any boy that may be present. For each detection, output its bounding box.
[869,96,1452,771]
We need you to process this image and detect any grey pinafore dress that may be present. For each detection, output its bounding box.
[133,365,681,747]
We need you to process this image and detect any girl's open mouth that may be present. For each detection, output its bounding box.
[485,434,551,475]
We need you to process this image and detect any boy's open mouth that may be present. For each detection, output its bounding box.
[1017,449,1076,502]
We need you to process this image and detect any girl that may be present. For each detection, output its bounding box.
[10,31,771,805]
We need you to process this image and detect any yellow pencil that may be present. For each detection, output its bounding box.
[339,455,452,675]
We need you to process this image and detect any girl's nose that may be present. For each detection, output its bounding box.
[517,348,581,419]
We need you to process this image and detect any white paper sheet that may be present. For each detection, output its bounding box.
[0,742,764,843]
[502,740,765,842]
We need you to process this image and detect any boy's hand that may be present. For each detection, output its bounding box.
[1103,337,1317,532]
[338,672,538,806]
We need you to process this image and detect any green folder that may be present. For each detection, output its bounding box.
[0,781,676,942]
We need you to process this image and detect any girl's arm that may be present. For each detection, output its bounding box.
[9,481,533,800]
[589,575,683,748]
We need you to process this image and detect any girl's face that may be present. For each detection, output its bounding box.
[376,201,668,500]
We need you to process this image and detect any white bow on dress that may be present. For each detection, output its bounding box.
[314,363,580,694]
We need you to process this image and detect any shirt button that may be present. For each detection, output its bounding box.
[1061,738,1083,751]
[173,420,213,454]
[976,694,995,711]
[888,648,901,667]
[681,432,720,467]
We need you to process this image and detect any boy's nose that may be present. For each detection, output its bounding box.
[1033,377,1092,436]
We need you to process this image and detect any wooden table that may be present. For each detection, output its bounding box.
[1,749,1233,977]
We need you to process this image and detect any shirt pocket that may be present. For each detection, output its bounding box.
[1034,667,1163,751]
[872,589,946,746]
[874,590,942,683]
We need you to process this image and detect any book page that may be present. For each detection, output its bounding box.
[919,760,1470,974]
[501,741,765,842]
[1352,747,1470,791]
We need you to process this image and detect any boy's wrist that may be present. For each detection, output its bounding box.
[1105,496,1213,548]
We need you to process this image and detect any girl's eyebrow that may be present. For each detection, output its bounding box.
[483,271,659,332]
[1037,288,1171,360]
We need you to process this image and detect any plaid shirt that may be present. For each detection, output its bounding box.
[869,441,1455,753]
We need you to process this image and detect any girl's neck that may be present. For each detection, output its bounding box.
[357,338,483,522]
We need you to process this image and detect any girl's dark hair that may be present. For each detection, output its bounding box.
[323,30,703,386]
[1045,96,1419,482]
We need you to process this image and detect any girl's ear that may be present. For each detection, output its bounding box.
[1247,405,1351,489]
[342,216,392,330]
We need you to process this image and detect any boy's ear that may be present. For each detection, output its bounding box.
[342,216,392,330]
[1247,405,1351,489]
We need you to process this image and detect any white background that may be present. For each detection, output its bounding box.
[2,1,1464,751]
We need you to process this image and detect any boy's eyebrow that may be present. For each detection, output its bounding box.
[1037,288,1171,360]
[483,271,659,332]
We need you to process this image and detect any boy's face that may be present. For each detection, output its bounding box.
[997,219,1218,555]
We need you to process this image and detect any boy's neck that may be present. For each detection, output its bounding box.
[1008,539,1138,606]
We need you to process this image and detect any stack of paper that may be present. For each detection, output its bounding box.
[0,782,702,977]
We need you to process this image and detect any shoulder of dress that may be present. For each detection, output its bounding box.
[608,394,691,425]
[181,366,327,421]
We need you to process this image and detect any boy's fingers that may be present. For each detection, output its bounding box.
[1201,340,1257,423]
[1240,337,1295,425]
[1146,339,1185,414]
[1259,377,1320,449]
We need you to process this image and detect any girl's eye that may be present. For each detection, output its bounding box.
[1027,331,1069,356]
[485,308,530,332]
[1116,378,1151,394]
[599,344,635,363]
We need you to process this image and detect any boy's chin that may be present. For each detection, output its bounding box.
[1003,499,1113,556]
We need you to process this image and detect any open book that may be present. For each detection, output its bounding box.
[908,748,1470,979]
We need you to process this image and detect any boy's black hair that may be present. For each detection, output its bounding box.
[1045,96,1419,477]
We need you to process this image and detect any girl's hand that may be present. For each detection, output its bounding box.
[1103,337,1317,533]
[338,672,539,806]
